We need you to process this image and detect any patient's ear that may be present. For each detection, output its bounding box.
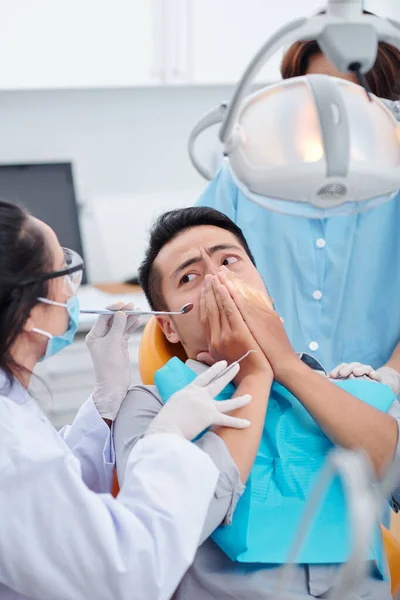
[157,316,180,344]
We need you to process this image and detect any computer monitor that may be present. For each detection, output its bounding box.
[0,162,87,283]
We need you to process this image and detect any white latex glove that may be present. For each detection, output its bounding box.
[329,362,382,382]
[329,362,400,396]
[145,360,252,440]
[86,302,141,420]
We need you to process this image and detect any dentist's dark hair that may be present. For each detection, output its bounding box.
[139,206,256,310]
[0,200,51,386]
[281,9,400,100]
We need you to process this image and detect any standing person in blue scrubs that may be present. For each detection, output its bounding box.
[197,28,400,375]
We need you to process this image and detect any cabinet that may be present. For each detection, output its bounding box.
[0,0,159,90]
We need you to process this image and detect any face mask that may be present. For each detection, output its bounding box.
[32,296,80,361]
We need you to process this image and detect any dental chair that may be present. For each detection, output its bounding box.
[112,317,400,596]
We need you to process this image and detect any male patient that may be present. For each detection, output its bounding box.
[114,207,400,599]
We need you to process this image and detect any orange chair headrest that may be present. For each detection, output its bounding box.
[138,317,187,385]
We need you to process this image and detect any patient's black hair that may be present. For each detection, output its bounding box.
[139,206,256,310]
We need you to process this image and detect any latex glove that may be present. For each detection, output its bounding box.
[145,360,252,440]
[329,362,400,396]
[86,302,141,420]
[329,362,382,382]
[376,366,400,396]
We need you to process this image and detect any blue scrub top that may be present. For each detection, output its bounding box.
[197,164,400,372]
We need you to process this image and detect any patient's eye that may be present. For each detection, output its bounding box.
[222,256,239,266]
[180,273,197,285]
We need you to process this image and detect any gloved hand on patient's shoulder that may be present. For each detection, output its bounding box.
[329,362,400,396]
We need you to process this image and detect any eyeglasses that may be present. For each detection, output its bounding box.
[19,247,84,295]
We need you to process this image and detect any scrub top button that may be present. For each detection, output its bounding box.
[313,290,322,300]
[316,238,326,248]
[309,341,319,352]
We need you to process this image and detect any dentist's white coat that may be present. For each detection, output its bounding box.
[0,371,218,600]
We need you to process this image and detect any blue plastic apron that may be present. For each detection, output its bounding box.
[154,357,394,568]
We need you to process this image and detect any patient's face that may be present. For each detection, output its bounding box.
[155,225,265,360]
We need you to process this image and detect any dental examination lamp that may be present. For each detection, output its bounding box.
[188,0,400,217]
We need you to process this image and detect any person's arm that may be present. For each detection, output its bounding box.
[278,359,398,474]
[199,274,273,483]
[213,371,272,482]
[218,268,398,475]
[383,399,400,510]
[0,396,218,600]
[58,303,141,492]
[114,386,246,546]
[59,396,115,492]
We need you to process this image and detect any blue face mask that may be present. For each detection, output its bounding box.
[33,296,80,361]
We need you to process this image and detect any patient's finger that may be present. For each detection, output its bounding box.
[217,269,245,307]
[204,274,221,335]
[212,276,230,331]
[217,283,247,331]
[200,286,209,335]
[221,265,275,311]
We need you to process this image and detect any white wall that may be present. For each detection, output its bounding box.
[0,86,232,281]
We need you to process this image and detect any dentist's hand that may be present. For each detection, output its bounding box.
[145,360,251,440]
[86,302,141,420]
[329,362,400,396]
[329,362,382,382]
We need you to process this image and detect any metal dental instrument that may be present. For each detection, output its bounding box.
[80,302,194,317]
[207,349,258,386]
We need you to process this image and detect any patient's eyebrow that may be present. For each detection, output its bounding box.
[170,255,202,280]
[170,244,243,280]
